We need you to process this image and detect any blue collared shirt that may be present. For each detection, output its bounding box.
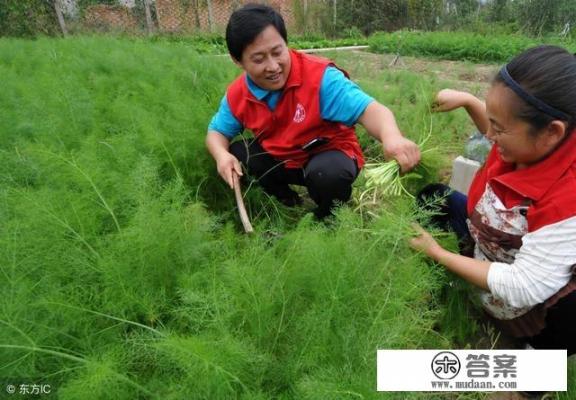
[208,66,374,139]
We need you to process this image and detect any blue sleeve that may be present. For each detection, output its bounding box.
[207,95,243,139]
[319,66,374,126]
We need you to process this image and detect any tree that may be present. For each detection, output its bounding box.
[54,0,68,36]
[337,0,409,35]
[0,0,59,37]
[513,0,573,36]
[407,0,442,30]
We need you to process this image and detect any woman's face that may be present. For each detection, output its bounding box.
[235,25,291,91]
[485,83,565,169]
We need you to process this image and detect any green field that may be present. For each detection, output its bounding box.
[0,36,573,399]
[368,31,576,63]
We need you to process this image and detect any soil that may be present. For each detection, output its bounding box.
[322,49,496,96]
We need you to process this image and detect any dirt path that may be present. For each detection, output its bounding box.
[321,49,497,97]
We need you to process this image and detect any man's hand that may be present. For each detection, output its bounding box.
[215,152,243,189]
[358,102,421,173]
[383,135,421,173]
[206,131,243,189]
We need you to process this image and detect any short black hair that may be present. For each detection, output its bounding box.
[494,45,576,134]
[225,3,288,62]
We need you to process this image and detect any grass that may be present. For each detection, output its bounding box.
[368,30,576,63]
[148,33,369,55]
[0,35,573,399]
[154,30,576,63]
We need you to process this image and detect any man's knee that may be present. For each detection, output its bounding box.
[306,167,353,194]
[305,151,357,199]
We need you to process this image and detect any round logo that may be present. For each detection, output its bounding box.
[431,351,461,380]
[293,103,306,123]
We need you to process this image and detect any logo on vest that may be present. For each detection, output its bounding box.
[293,103,306,123]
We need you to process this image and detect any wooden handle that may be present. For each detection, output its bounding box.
[232,172,254,234]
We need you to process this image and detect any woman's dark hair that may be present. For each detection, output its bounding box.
[225,3,287,62]
[494,45,576,135]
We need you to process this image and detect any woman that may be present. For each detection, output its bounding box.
[410,45,576,356]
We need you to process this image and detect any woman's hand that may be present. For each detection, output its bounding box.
[409,224,491,290]
[433,89,471,113]
[409,223,443,258]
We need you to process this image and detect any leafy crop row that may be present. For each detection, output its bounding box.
[149,34,369,55]
[162,30,575,62]
[368,31,576,63]
[1,36,574,399]
[0,36,457,399]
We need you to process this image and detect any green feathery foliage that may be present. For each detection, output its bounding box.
[1,36,572,399]
[369,30,576,63]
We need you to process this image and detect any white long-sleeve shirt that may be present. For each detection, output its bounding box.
[468,183,576,320]
[488,216,576,309]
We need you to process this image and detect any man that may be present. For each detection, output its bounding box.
[207,3,420,218]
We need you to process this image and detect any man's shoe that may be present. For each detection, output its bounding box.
[275,190,302,207]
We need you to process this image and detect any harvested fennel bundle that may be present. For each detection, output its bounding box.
[364,160,413,197]
[362,121,436,200]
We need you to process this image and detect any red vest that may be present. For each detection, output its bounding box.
[467,131,576,233]
[467,132,576,337]
[226,50,364,169]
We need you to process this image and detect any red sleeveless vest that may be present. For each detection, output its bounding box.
[466,132,576,337]
[226,50,364,169]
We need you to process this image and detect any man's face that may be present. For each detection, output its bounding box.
[235,25,291,91]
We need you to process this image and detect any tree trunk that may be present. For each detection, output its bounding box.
[333,0,337,27]
[303,0,308,31]
[206,0,214,32]
[143,0,154,35]
[194,0,201,29]
[54,0,68,37]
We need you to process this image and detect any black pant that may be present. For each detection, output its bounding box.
[528,291,576,356]
[229,139,358,218]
